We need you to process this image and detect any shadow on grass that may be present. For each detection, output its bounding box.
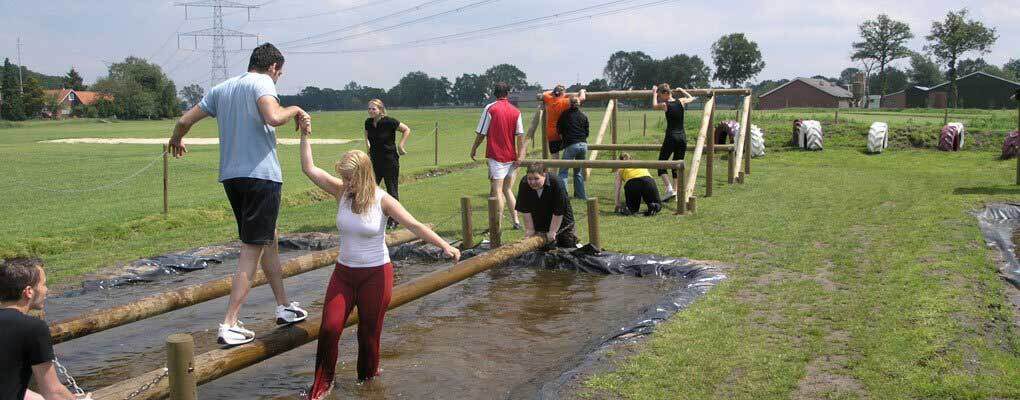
[953,186,1020,195]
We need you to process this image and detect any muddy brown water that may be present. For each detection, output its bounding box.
[48,249,682,399]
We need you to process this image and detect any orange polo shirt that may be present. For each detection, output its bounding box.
[542,92,571,142]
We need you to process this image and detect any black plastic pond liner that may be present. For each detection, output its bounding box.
[974,203,1020,288]
[390,241,728,398]
[71,235,340,294]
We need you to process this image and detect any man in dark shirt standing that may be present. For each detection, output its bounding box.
[1,258,86,400]
[556,95,590,199]
[515,163,578,248]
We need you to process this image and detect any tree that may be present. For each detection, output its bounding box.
[63,68,86,90]
[91,57,180,119]
[1004,59,1020,80]
[838,68,861,85]
[906,53,945,87]
[955,57,1012,79]
[179,84,205,109]
[22,77,45,117]
[867,67,908,94]
[654,54,711,89]
[482,64,527,91]
[603,51,653,89]
[924,8,998,107]
[1,58,26,121]
[43,91,64,118]
[851,14,913,97]
[586,78,610,92]
[711,33,765,88]
[452,73,487,106]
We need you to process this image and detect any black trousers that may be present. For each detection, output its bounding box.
[657,131,687,177]
[371,154,399,200]
[624,176,660,213]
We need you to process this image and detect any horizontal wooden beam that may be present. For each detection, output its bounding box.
[519,159,684,170]
[587,144,734,151]
[536,88,751,101]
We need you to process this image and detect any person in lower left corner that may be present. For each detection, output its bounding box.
[0,258,91,400]
[515,163,578,248]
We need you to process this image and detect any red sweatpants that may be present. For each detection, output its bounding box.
[309,262,393,400]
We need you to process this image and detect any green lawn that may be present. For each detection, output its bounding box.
[3,106,1020,398]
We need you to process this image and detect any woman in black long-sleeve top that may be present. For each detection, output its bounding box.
[651,83,695,202]
[365,99,411,229]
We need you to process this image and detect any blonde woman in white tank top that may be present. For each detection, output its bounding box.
[298,126,459,399]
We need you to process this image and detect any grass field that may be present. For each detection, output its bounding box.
[3,105,1020,398]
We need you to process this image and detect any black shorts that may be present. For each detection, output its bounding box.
[223,177,281,245]
[549,140,563,155]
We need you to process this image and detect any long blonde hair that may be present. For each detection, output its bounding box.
[335,150,377,215]
[368,99,387,116]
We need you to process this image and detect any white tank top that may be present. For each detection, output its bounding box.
[336,188,390,268]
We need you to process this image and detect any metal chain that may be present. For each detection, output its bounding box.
[53,358,86,397]
[124,367,169,400]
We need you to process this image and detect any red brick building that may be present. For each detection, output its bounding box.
[758,77,853,109]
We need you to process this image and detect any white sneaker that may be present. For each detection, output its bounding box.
[662,189,677,202]
[276,302,308,325]
[218,321,255,346]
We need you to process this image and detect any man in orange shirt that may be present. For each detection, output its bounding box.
[542,85,586,158]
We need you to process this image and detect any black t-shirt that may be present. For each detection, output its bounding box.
[556,107,589,147]
[364,116,401,159]
[665,99,685,135]
[0,308,54,400]
[515,174,575,234]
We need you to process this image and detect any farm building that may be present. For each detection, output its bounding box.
[42,89,112,116]
[881,72,1019,109]
[508,89,541,109]
[757,77,853,109]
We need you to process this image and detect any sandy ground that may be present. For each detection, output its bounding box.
[40,138,359,145]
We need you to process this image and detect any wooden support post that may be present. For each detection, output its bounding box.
[541,104,549,159]
[745,101,752,177]
[434,121,439,166]
[586,198,600,249]
[738,172,745,184]
[586,100,616,179]
[162,145,169,216]
[688,195,697,213]
[167,334,196,400]
[611,100,618,160]
[460,196,473,249]
[527,106,542,152]
[488,196,501,248]
[643,113,647,137]
[675,168,684,215]
[682,95,715,210]
[727,149,735,184]
[707,113,715,197]
[1016,99,1020,185]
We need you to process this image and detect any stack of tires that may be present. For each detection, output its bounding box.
[1002,131,1020,159]
[750,124,766,158]
[793,120,823,151]
[938,122,965,151]
[867,122,889,154]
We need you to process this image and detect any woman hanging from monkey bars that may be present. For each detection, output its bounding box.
[651,83,695,202]
[298,120,460,400]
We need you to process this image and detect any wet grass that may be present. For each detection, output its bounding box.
[3,107,1020,397]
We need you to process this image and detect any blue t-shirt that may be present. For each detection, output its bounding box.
[199,72,283,183]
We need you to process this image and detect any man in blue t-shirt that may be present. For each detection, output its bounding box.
[168,43,309,346]
[0,258,88,400]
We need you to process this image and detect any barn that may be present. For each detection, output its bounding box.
[882,72,1019,109]
[757,77,853,109]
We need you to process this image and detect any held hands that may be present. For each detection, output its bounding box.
[295,111,312,135]
[168,135,187,158]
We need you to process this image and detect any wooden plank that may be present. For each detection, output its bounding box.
[682,96,716,207]
[585,100,616,179]
[731,95,751,181]
[536,88,751,101]
[519,159,683,169]
[587,144,734,151]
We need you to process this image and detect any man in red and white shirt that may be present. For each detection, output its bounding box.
[470,82,526,230]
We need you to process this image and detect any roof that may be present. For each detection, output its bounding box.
[759,77,854,99]
[928,71,1020,91]
[42,89,112,105]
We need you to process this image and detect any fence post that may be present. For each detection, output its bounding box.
[744,102,752,177]
[727,149,736,184]
[460,196,473,249]
[488,196,501,248]
[688,195,697,213]
[834,108,839,124]
[162,144,169,216]
[167,333,196,400]
[706,106,716,197]
[943,107,949,125]
[642,113,647,137]
[434,121,439,166]
[675,166,685,215]
[587,198,600,249]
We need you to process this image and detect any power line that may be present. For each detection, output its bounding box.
[251,0,397,23]
[275,0,451,47]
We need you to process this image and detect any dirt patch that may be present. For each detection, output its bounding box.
[792,330,868,400]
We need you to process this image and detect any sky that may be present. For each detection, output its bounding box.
[1,0,1017,95]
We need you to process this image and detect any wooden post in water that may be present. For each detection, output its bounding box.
[434,121,439,166]
[167,334,196,400]
[460,196,473,249]
[162,145,169,216]
[586,198,600,249]
[488,196,501,248]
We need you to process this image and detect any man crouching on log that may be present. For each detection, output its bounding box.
[168,43,308,346]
